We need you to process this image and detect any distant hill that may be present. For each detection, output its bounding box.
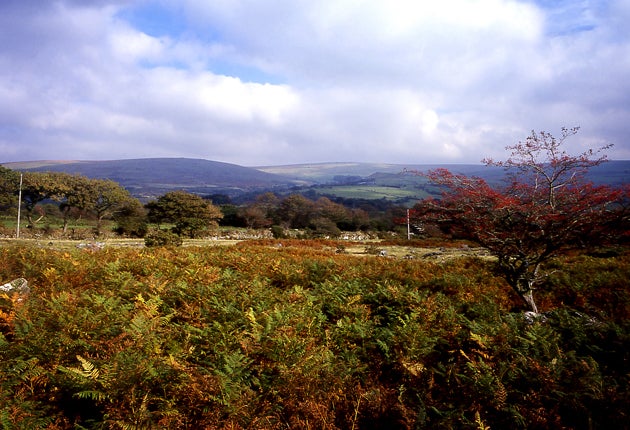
[2,158,298,199]
[259,160,630,186]
[256,162,506,183]
[2,158,628,202]
[259,161,629,206]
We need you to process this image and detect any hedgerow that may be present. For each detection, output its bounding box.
[0,243,628,429]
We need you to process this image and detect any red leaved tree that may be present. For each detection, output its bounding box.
[413,128,625,313]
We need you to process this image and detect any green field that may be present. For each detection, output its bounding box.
[310,184,427,201]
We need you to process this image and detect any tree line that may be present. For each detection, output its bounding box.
[0,168,397,240]
[0,169,145,237]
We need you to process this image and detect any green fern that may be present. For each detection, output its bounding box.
[74,390,109,402]
[59,355,100,381]
[0,409,13,430]
[77,355,100,380]
[58,355,112,403]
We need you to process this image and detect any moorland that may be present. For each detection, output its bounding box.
[1,150,629,429]
[1,240,629,429]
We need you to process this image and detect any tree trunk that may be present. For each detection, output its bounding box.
[95,215,103,237]
[27,213,45,228]
[502,259,541,314]
[520,289,538,314]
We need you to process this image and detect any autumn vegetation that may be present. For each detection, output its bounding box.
[0,129,628,428]
[0,241,629,429]
[411,128,628,314]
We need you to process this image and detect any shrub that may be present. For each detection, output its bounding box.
[144,230,183,247]
[270,225,286,239]
[114,217,148,238]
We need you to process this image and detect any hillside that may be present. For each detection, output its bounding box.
[256,162,495,182]
[2,158,628,202]
[257,160,630,185]
[256,160,629,205]
[3,158,298,199]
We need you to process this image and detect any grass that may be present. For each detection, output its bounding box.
[309,185,427,201]
[0,232,492,262]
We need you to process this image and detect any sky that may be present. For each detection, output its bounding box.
[0,0,629,166]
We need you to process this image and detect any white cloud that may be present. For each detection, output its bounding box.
[108,24,169,63]
[0,0,629,165]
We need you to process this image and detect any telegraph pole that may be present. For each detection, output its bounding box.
[16,173,22,238]
[407,208,410,240]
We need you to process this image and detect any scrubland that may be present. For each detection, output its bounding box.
[0,240,628,429]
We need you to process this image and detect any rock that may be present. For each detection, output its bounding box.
[0,278,29,295]
[523,311,549,324]
[76,241,105,250]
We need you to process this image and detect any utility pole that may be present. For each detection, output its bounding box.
[16,173,22,238]
[407,208,410,240]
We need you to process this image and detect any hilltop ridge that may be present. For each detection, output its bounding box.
[3,158,628,201]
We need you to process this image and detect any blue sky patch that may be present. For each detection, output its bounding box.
[116,2,188,38]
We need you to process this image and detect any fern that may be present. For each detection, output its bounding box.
[112,391,154,430]
[58,355,113,404]
[0,332,8,349]
[0,242,627,428]
[0,409,13,430]
[59,355,100,381]
[74,390,109,402]
[475,410,491,430]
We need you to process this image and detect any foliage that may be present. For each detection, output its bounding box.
[413,128,626,313]
[20,172,73,228]
[58,174,96,233]
[0,242,628,429]
[146,190,223,238]
[144,230,184,247]
[1,166,373,239]
[270,194,368,236]
[113,199,148,237]
[89,179,138,237]
[0,167,20,210]
[270,224,286,239]
[0,168,145,238]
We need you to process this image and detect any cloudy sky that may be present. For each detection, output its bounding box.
[1,0,629,166]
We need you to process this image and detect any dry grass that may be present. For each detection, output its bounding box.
[0,237,494,262]
[343,243,493,261]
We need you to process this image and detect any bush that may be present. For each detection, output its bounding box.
[115,217,148,238]
[310,217,341,237]
[270,225,286,239]
[144,230,183,247]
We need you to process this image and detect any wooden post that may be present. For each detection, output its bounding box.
[16,173,22,238]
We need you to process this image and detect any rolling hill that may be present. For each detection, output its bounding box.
[3,158,299,199]
[2,158,628,203]
[257,161,630,186]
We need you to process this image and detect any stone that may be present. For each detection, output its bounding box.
[0,278,29,295]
